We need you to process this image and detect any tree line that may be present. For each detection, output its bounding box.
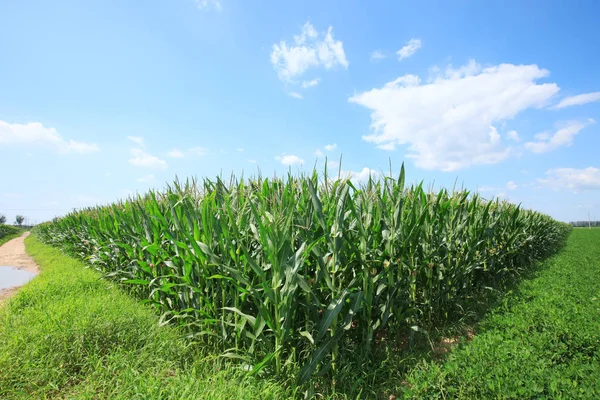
[0,214,26,226]
[570,220,600,227]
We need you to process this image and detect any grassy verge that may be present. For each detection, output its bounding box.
[403,228,600,398]
[0,236,289,399]
[0,226,23,247]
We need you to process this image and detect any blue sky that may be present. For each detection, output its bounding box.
[1,0,599,224]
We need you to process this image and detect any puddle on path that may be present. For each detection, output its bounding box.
[0,266,37,290]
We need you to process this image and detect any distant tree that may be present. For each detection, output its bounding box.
[0,214,6,224]
[15,215,25,226]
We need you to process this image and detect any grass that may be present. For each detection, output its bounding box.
[0,236,289,399]
[0,229,598,398]
[403,228,600,399]
[0,225,22,247]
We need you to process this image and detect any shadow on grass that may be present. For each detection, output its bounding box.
[314,243,570,399]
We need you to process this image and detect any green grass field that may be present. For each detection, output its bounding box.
[404,228,600,398]
[0,230,598,398]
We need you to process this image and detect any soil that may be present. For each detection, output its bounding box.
[0,232,39,304]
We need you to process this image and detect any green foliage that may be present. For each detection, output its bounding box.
[14,215,25,226]
[34,166,571,387]
[404,228,600,398]
[0,224,20,246]
[0,236,287,399]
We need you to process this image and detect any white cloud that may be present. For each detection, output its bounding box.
[326,160,339,169]
[137,174,156,183]
[552,91,600,109]
[167,148,184,158]
[301,78,321,88]
[0,120,100,154]
[524,120,593,153]
[3,193,22,199]
[276,154,304,166]
[189,146,208,156]
[270,21,348,83]
[166,147,207,158]
[237,148,244,152]
[65,140,100,153]
[377,142,396,151]
[577,202,599,209]
[248,159,257,164]
[537,167,600,192]
[195,0,221,11]
[349,61,560,171]
[128,148,168,170]
[324,143,337,151]
[314,149,324,157]
[507,130,520,142]
[341,167,380,183]
[396,39,422,61]
[127,136,144,148]
[371,50,386,61]
[476,185,509,200]
[289,92,303,99]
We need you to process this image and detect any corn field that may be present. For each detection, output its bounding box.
[35,166,571,385]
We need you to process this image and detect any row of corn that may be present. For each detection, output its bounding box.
[35,166,571,384]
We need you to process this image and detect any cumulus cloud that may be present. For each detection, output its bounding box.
[524,120,594,153]
[167,149,184,158]
[371,50,386,61]
[289,92,303,99]
[189,146,208,156]
[127,136,144,147]
[167,147,208,158]
[396,39,422,60]
[301,78,320,88]
[195,0,221,11]
[349,60,560,171]
[341,167,380,183]
[537,167,600,192]
[0,120,100,154]
[552,91,600,109]
[128,148,168,170]
[507,130,520,142]
[324,143,337,151]
[276,154,304,166]
[314,149,324,157]
[507,181,518,190]
[137,174,156,183]
[270,21,348,83]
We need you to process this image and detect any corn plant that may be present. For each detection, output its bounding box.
[35,164,571,386]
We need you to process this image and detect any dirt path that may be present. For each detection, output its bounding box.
[0,232,40,304]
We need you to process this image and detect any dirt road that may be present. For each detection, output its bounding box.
[0,232,39,304]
